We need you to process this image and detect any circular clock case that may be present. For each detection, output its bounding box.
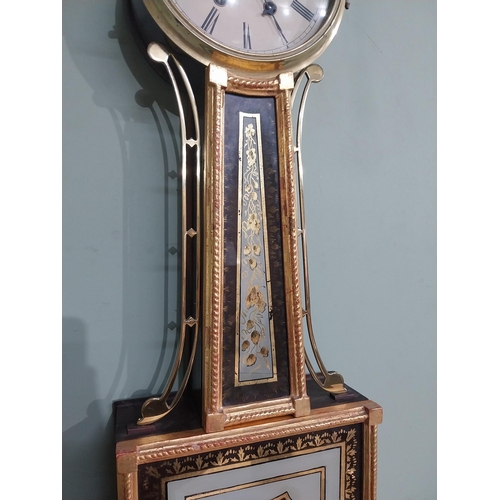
[140,0,345,77]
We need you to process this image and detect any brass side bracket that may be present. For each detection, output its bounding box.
[291,64,347,395]
[137,42,202,426]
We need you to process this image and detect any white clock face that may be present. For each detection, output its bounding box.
[169,0,333,55]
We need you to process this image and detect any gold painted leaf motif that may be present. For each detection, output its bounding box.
[251,331,261,344]
[246,354,257,366]
[245,285,266,312]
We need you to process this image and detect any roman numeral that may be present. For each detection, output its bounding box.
[201,7,219,35]
[243,22,252,49]
[290,0,315,22]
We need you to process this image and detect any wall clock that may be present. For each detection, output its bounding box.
[136,0,346,76]
[115,1,382,499]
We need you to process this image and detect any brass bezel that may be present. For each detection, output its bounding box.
[143,0,346,78]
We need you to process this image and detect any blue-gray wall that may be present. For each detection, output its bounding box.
[63,1,436,499]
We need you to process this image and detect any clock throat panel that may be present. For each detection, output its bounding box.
[222,94,290,404]
[202,73,309,431]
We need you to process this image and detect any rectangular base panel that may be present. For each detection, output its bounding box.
[115,378,382,500]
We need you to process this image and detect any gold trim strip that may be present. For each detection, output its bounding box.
[125,473,134,500]
[362,400,382,499]
[122,405,368,464]
[116,472,137,500]
[371,425,378,500]
[276,88,308,407]
[203,71,226,430]
[224,398,295,425]
[363,422,380,500]
[212,81,224,416]
[227,76,280,94]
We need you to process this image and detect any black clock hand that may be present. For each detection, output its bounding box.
[270,15,289,45]
[262,1,288,45]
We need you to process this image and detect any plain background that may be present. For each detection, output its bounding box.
[60,1,436,499]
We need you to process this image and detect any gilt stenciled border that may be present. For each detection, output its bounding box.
[137,424,361,500]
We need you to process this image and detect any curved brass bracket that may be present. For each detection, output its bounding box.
[292,64,346,395]
[138,43,202,425]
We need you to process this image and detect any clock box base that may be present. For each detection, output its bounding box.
[114,379,382,500]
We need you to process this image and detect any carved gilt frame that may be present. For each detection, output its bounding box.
[202,66,310,433]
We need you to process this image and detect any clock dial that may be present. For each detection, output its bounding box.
[169,0,333,55]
